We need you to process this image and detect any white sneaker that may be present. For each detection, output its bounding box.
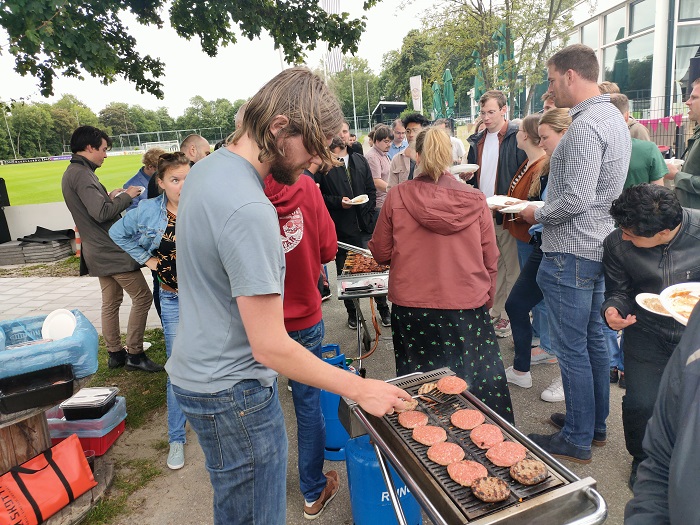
[505,366,532,388]
[167,442,185,470]
[493,318,512,338]
[541,377,565,403]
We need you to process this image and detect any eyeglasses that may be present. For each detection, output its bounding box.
[381,138,392,144]
[394,131,406,135]
[480,110,501,117]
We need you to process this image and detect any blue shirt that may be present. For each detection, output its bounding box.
[388,139,408,160]
[123,167,151,211]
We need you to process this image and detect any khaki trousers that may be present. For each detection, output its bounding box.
[98,270,152,354]
[490,219,520,320]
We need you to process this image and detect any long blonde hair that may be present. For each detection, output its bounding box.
[414,127,452,182]
[529,108,572,198]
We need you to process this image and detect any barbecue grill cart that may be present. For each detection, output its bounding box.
[340,368,607,525]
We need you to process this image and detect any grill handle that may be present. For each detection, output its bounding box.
[564,487,607,525]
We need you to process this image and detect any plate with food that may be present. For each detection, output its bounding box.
[635,293,672,317]
[498,201,545,214]
[660,282,700,326]
[486,195,521,209]
[449,164,480,175]
[349,194,369,205]
[664,158,684,169]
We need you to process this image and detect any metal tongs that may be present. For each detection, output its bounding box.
[337,241,373,258]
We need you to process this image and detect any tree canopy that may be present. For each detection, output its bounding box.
[0,0,382,98]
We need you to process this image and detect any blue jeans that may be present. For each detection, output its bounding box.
[173,380,287,525]
[515,240,551,353]
[537,252,610,450]
[288,320,327,503]
[160,286,186,444]
[606,327,624,371]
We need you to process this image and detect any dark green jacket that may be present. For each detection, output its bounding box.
[675,124,700,209]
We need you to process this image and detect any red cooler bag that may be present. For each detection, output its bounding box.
[0,434,97,525]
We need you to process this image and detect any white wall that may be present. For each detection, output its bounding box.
[4,202,76,240]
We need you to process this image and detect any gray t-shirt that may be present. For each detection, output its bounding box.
[166,148,285,393]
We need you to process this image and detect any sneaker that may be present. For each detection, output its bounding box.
[610,367,619,384]
[379,309,391,328]
[505,366,532,388]
[548,412,606,446]
[493,317,512,338]
[107,348,127,369]
[531,336,541,348]
[618,372,626,389]
[527,431,592,464]
[541,377,565,403]
[125,352,165,372]
[347,314,358,329]
[530,346,557,365]
[304,470,340,520]
[321,288,332,302]
[167,442,185,470]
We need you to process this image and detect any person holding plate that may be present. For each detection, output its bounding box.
[602,183,700,489]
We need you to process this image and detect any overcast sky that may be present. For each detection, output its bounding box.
[0,1,433,117]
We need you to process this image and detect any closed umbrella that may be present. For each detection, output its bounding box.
[472,51,485,101]
[443,69,455,119]
[432,81,444,119]
[492,22,512,83]
[611,28,629,93]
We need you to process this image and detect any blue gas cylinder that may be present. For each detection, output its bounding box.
[320,344,356,460]
[346,435,422,525]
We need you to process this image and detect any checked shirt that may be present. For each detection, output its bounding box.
[535,94,631,262]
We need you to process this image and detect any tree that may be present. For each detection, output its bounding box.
[327,57,380,128]
[50,95,98,152]
[8,102,54,157]
[1,0,384,99]
[98,102,133,136]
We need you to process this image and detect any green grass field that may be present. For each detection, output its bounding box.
[0,155,144,205]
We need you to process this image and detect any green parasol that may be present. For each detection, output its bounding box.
[443,69,455,119]
[432,81,444,119]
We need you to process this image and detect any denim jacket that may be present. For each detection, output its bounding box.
[109,194,167,265]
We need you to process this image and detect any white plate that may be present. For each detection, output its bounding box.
[135,185,146,195]
[41,309,77,340]
[660,282,700,326]
[635,293,672,317]
[498,201,545,214]
[349,194,369,205]
[449,164,480,175]
[486,195,521,208]
[664,158,684,168]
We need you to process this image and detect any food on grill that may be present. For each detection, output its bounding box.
[471,476,511,503]
[447,460,488,487]
[396,398,419,412]
[450,409,485,430]
[486,441,527,467]
[344,254,389,274]
[418,382,437,395]
[510,459,548,486]
[412,425,447,446]
[470,424,504,449]
[398,410,429,429]
[427,442,465,466]
[436,376,468,395]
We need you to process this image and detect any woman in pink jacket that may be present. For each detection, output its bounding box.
[369,127,513,423]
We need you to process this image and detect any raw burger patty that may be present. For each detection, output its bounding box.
[451,409,485,430]
[398,410,428,429]
[471,476,511,503]
[396,398,419,413]
[412,425,447,446]
[510,459,548,486]
[470,424,504,449]
[427,442,465,466]
[447,460,488,487]
[436,376,468,395]
[486,441,527,467]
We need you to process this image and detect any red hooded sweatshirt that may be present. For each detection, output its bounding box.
[264,174,337,332]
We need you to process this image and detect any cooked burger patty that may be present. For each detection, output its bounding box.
[450,409,485,430]
[447,460,488,487]
[510,459,548,486]
[396,398,419,413]
[436,376,468,395]
[412,425,447,446]
[471,476,510,503]
[397,410,428,429]
[470,424,504,449]
[427,442,465,466]
[486,441,527,467]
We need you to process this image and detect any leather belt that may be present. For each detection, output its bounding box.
[159,282,177,293]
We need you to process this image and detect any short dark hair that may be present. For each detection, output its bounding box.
[373,125,392,143]
[403,113,430,128]
[610,184,683,237]
[349,133,357,138]
[329,136,346,152]
[70,126,111,154]
[609,93,629,115]
[480,90,507,108]
[547,44,599,83]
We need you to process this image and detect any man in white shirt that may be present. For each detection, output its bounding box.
[434,118,466,165]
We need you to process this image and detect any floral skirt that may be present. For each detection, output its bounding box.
[391,304,514,424]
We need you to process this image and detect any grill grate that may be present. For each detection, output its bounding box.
[380,371,566,522]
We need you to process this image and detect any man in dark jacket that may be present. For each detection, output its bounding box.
[601,184,700,488]
[316,136,389,328]
[61,125,162,372]
[466,90,527,338]
[625,302,700,524]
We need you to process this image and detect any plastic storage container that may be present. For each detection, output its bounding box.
[0,364,74,414]
[320,344,358,460]
[0,310,99,380]
[51,421,126,456]
[60,387,119,420]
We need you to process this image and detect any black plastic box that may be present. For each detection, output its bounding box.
[60,387,119,420]
[0,364,74,414]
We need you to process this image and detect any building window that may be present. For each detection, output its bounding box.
[568,30,580,45]
[603,31,654,99]
[581,21,598,49]
[675,25,700,98]
[679,0,700,21]
[630,0,655,33]
[604,8,626,45]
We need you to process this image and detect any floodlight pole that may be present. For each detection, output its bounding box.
[350,68,359,134]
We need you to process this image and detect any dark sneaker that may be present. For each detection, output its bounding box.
[304,471,339,520]
[125,352,165,372]
[618,372,626,389]
[527,431,592,464]
[107,348,127,369]
[321,288,332,302]
[610,367,619,384]
[379,309,391,328]
[548,412,606,446]
[348,313,358,329]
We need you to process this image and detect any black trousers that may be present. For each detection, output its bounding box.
[621,327,676,462]
[335,234,388,315]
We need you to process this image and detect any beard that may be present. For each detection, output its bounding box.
[269,137,308,186]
